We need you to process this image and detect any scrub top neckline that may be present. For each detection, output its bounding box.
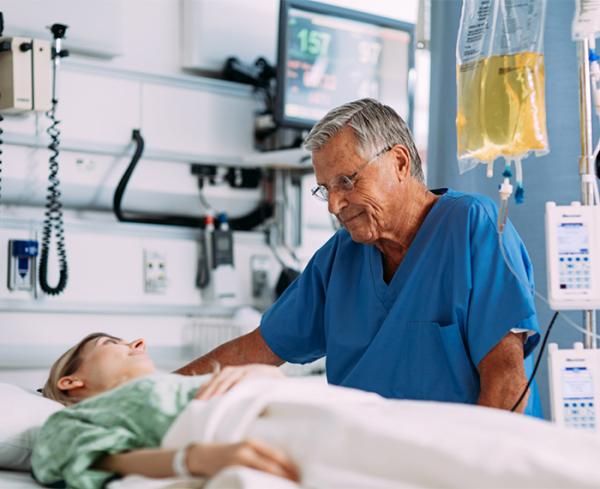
[368,188,452,307]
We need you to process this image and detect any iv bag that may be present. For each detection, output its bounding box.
[456,0,549,174]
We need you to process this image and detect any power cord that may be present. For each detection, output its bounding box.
[510,311,559,412]
[114,129,274,230]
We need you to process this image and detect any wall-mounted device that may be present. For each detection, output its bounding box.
[38,23,70,296]
[275,0,415,131]
[545,202,600,310]
[0,21,52,112]
[211,213,237,304]
[548,342,598,432]
[198,213,238,305]
[7,239,38,292]
[0,14,70,296]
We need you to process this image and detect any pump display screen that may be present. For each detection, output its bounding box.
[562,366,594,400]
[557,222,589,255]
[276,1,414,129]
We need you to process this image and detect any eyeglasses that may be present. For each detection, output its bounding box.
[311,146,392,202]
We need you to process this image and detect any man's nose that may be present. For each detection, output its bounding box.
[327,188,348,216]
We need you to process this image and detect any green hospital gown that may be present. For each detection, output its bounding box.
[32,373,209,489]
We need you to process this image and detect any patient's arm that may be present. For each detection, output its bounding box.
[95,440,298,481]
[95,448,179,479]
[175,327,284,376]
[477,332,528,412]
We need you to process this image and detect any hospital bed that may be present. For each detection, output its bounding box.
[4,377,600,489]
[0,471,39,489]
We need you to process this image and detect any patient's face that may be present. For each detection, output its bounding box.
[67,336,156,398]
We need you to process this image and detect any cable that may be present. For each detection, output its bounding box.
[39,97,68,295]
[511,311,559,412]
[265,225,287,268]
[39,23,71,295]
[113,129,274,230]
[198,191,213,213]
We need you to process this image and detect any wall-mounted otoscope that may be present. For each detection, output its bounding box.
[38,23,70,296]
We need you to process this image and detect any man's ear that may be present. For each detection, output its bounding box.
[392,145,411,180]
[57,375,85,392]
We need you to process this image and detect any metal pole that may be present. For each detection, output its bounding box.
[578,38,597,349]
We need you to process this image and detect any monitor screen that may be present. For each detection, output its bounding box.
[276,0,414,130]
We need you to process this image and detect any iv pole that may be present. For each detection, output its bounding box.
[578,38,597,348]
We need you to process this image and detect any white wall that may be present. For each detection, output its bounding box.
[0,0,421,384]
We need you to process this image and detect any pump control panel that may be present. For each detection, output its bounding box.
[545,202,600,310]
[548,343,600,432]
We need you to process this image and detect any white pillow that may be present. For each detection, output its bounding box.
[0,383,63,470]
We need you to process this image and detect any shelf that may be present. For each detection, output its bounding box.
[243,148,313,170]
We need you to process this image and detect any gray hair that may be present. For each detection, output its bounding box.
[304,98,424,183]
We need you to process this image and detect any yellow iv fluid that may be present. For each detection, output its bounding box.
[456,52,548,163]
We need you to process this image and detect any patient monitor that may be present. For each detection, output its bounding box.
[548,343,599,432]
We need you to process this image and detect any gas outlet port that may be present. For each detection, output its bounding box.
[143,250,167,294]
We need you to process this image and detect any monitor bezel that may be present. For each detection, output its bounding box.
[275,0,416,131]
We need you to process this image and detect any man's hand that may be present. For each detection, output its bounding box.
[195,364,285,400]
[188,439,299,481]
[478,332,528,412]
[175,328,284,376]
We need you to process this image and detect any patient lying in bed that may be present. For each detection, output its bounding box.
[33,333,600,489]
[32,333,298,489]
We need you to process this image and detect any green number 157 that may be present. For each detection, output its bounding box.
[297,28,331,57]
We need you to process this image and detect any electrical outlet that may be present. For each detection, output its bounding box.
[143,250,167,294]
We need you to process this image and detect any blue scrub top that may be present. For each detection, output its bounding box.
[260,189,542,417]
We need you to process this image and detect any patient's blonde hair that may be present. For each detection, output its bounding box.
[42,332,121,406]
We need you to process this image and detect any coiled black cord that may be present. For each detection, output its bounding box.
[39,98,68,295]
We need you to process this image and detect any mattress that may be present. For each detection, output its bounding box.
[0,470,41,488]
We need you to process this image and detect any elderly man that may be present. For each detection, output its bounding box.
[178,98,541,416]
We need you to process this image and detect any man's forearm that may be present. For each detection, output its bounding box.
[175,328,284,376]
[477,332,528,413]
[478,375,528,412]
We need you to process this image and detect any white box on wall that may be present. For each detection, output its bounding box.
[181,0,278,72]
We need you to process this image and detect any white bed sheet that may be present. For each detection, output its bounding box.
[0,470,41,488]
[110,377,600,489]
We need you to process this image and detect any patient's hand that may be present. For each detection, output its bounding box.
[194,364,284,400]
[188,439,299,481]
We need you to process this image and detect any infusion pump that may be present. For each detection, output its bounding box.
[548,343,599,432]
[545,202,600,310]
